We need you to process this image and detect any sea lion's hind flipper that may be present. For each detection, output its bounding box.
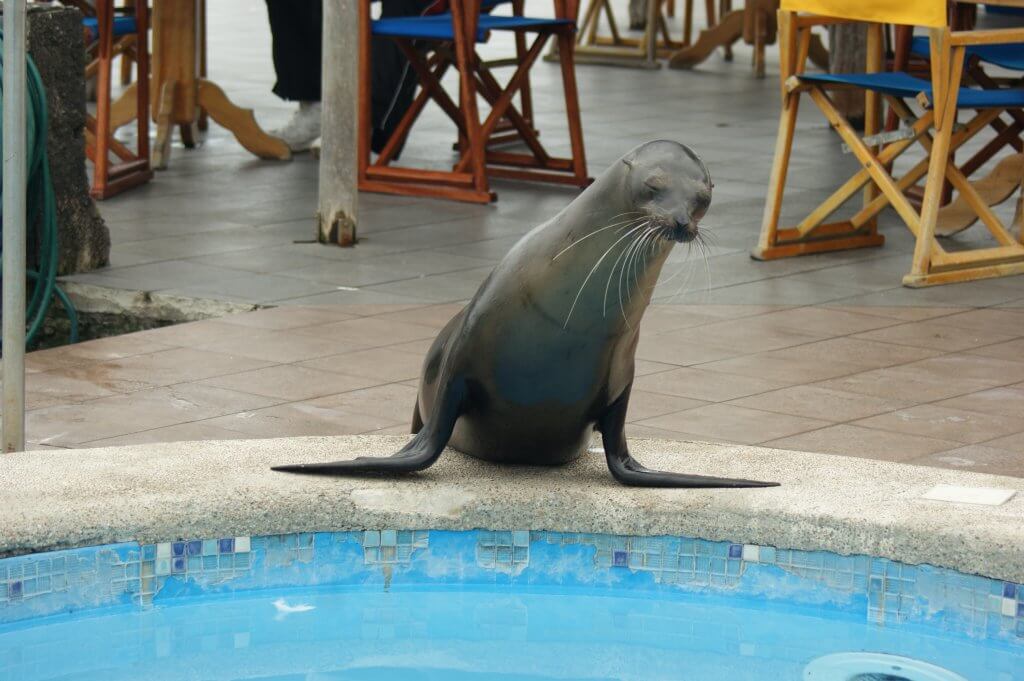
[597,387,779,489]
[272,378,466,477]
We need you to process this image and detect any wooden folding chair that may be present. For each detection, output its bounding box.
[360,0,590,203]
[909,35,1024,234]
[755,3,1024,287]
[80,0,153,199]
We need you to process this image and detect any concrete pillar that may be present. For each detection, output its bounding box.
[316,0,359,246]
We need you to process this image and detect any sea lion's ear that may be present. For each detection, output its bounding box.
[622,156,635,170]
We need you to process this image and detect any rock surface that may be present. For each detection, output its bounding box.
[26,6,110,274]
[2,436,1022,583]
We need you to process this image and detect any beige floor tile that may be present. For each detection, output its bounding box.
[929,309,1024,338]
[751,306,900,336]
[822,305,969,321]
[687,315,831,353]
[763,337,944,371]
[624,424,709,442]
[697,353,864,386]
[373,303,466,329]
[299,347,426,383]
[967,338,1024,362]
[633,367,789,402]
[206,402,402,438]
[634,306,742,334]
[853,405,1024,445]
[308,303,432,317]
[27,383,279,446]
[635,329,743,366]
[729,385,910,422]
[907,445,1024,478]
[218,306,358,330]
[386,338,436,356]
[853,320,1017,352]
[983,431,1024,453]
[815,365,1000,403]
[763,424,959,463]
[74,347,275,390]
[623,390,708,421]
[306,384,420,423]
[199,364,382,401]
[25,335,174,371]
[294,317,439,346]
[633,359,677,376]
[23,371,122,402]
[130,320,257,348]
[636,403,830,445]
[900,354,1024,386]
[82,421,252,448]
[194,327,365,363]
[659,304,794,320]
[934,386,1024,419]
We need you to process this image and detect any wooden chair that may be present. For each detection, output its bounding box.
[359,0,590,203]
[80,0,153,199]
[755,2,1024,286]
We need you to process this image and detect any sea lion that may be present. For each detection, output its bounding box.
[274,140,777,488]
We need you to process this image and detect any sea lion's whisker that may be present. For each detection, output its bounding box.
[603,221,649,317]
[565,222,649,328]
[617,226,651,324]
[552,216,646,261]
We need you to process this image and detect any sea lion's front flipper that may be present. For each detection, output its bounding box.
[272,378,466,476]
[597,387,779,488]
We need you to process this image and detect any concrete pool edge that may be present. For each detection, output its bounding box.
[2,435,1022,582]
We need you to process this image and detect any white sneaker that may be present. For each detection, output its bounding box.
[270,101,321,152]
[310,136,321,160]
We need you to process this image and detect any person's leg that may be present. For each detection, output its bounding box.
[266,0,323,150]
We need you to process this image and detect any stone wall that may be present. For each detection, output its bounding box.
[23,5,110,274]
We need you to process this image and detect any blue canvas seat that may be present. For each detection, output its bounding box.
[910,35,1024,72]
[82,15,137,42]
[799,71,1024,109]
[373,14,572,42]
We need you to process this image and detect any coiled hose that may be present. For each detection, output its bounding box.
[0,30,79,349]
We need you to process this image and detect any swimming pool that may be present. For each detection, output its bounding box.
[2,529,1021,680]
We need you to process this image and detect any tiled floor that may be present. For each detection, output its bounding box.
[16,303,1024,478]
[19,2,1023,474]
[64,1,1024,309]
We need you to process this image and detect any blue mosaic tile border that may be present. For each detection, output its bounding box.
[1,530,1022,644]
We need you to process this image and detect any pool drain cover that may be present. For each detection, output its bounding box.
[803,653,967,681]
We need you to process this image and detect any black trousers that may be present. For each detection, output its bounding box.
[265,0,433,152]
[265,0,322,102]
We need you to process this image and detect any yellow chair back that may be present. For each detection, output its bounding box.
[780,0,945,28]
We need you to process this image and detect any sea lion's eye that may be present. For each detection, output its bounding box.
[645,178,665,193]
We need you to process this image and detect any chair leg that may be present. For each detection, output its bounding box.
[558,31,589,185]
[92,0,115,198]
[753,89,799,259]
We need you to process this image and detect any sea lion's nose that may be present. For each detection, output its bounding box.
[673,218,697,242]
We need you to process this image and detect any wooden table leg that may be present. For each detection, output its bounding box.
[667,7,742,69]
[153,79,176,169]
[151,0,288,166]
[196,79,290,160]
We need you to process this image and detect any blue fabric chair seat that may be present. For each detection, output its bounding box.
[82,16,137,41]
[373,14,572,41]
[910,35,1024,71]
[799,71,1024,109]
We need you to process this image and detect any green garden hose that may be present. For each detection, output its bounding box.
[0,30,79,349]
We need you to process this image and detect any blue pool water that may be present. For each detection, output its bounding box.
[2,530,1022,680]
[2,584,1020,680]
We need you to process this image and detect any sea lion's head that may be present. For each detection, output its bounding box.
[622,140,712,244]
